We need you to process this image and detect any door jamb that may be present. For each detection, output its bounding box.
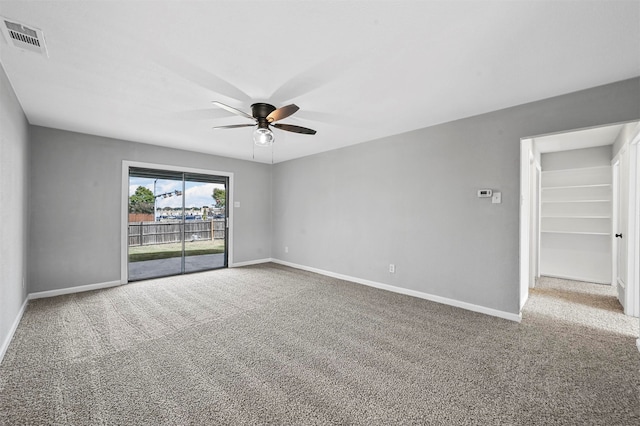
[611,158,620,291]
[534,161,541,284]
[610,126,640,319]
[626,129,640,318]
[519,138,533,310]
[633,133,640,351]
[625,126,640,352]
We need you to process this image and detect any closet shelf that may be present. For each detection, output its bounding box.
[542,184,611,190]
[541,215,610,219]
[541,199,610,204]
[541,230,610,236]
[541,165,611,174]
[540,162,612,283]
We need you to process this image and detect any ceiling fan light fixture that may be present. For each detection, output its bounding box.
[211,101,316,152]
[253,127,274,146]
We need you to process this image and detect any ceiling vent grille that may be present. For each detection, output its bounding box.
[1,17,48,57]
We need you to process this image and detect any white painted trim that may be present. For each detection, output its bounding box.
[520,293,529,310]
[528,155,542,288]
[519,138,533,310]
[636,338,640,353]
[0,297,28,365]
[617,281,625,308]
[626,129,640,317]
[121,162,130,284]
[611,125,640,317]
[611,158,620,289]
[542,273,611,285]
[535,161,542,283]
[121,160,235,283]
[28,280,121,300]
[523,120,640,143]
[272,259,522,323]
[231,258,273,267]
[633,135,640,336]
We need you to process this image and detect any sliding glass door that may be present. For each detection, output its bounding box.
[184,173,227,274]
[127,167,228,281]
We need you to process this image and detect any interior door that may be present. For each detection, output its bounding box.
[613,154,628,306]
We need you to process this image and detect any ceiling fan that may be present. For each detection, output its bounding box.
[211,101,317,146]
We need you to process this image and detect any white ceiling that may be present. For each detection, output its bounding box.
[1,1,638,163]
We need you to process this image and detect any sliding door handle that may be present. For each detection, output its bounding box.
[615,233,623,238]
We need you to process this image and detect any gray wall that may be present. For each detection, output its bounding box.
[0,63,29,353]
[541,145,612,171]
[28,127,272,293]
[272,78,640,315]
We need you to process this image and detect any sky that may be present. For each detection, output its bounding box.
[129,177,224,209]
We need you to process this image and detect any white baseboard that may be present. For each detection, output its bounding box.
[28,280,122,300]
[542,273,610,285]
[0,297,28,365]
[231,258,273,268]
[272,259,522,323]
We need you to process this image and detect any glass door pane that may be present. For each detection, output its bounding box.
[127,167,229,281]
[128,168,184,281]
[184,173,228,273]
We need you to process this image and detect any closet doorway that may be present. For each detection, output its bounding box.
[520,121,639,317]
[122,162,233,282]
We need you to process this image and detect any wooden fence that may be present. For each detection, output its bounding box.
[128,219,226,246]
[128,213,154,222]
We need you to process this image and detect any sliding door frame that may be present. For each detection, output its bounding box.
[120,160,234,284]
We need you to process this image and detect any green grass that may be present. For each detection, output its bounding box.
[128,240,225,262]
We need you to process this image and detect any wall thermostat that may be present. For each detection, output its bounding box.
[478,189,493,198]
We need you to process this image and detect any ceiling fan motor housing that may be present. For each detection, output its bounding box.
[251,103,276,122]
[212,101,316,135]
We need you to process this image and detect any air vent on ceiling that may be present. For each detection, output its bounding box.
[0,17,48,57]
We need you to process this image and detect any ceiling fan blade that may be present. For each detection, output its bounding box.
[269,48,369,102]
[174,108,234,121]
[273,123,317,135]
[212,102,255,121]
[151,49,251,102]
[293,110,368,127]
[267,104,299,123]
[212,124,256,129]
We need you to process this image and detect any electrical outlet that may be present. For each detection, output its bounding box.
[389,264,395,273]
[284,246,289,253]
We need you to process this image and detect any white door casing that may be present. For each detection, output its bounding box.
[611,124,640,318]
[519,138,533,309]
[626,129,640,318]
[528,152,540,288]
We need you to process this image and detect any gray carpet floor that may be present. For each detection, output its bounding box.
[1,264,638,425]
